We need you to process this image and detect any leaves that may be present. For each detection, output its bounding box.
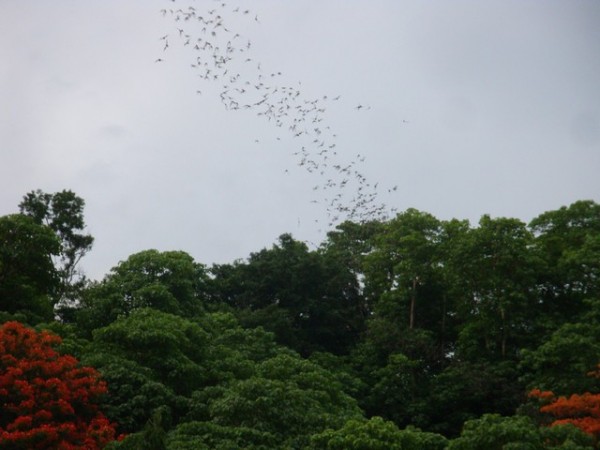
[0,214,60,323]
[530,383,600,440]
[0,322,116,449]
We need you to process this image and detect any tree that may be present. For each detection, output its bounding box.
[0,214,60,323]
[0,321,116,449]
[80,308,210,434]
[163,421,276,450]
[360,353,426,429]
[447,215,539,360]
[74,250,207,334]
[363,209,443,332]
[532,390,600,439]
[425,361,523,437]
[529,364,600,440]
[529,200,600,328]
[519,321,600,395]
[199,353,363,448]
[309,417,447,450]
[322,219,384,294]
[209,233,365,355]
[448,414,593,450]
[19,190,94,303]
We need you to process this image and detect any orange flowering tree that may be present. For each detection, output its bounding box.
[530,366,600,440]
[0,321,117,449]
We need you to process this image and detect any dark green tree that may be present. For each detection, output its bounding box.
[360,209,451,379]
[447,414,593,449]
[74,250,207,334]
[363,209,443,333]
[425,361,523,437]
[0,214,60,323]
[447,215,540,360]
[519,315,600,395]
[209,233,365,355]
[80,308,210,432]
[529,200,600,331]
[19,189,94,303]
[309,417,447,450]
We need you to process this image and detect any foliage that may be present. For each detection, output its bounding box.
[363,209,443,331]
[74,250,206,334]
[425,361,523,437]
[361,353,424,427]
[0,214,60,324]
[309,417,447,450]
[164,421,277,449]
[448,215,540,360]
[209,233,365,355]
[19,190,94,305]
[0,321,116,449]
[530,366,600,440]
[199,353,363,447]
[529,200,600,327]
[520,322,600,394]
[448,414,593,449]
[7,191,600,447]
[80,308,209,432]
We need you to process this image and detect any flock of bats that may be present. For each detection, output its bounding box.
[158,0,400,229]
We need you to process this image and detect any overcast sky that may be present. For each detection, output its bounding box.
[1,1,599,280]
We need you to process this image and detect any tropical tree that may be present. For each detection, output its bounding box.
[0,214,60,324]
[19,190,94,304]
[529,200,600,329]
[309,417,447,450]
[448,414,593,449]
[529,363,600,440]
[520,320,600,395]
[0,321,117,449]
[447,215,539,360]
[74,250,207,334]
[209,233,365,355]
[196,352,362,448]
[363,209,443,332]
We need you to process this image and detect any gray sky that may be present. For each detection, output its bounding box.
[2,1,599,280]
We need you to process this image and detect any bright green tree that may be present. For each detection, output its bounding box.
[309,417,447,450]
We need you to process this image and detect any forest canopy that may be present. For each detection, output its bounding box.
[1,190,600,449]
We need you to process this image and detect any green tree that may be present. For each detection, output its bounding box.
[199,353,362,448]
[19,189,94,303]
[80,309,210,432]
[209,233,365,355]
[163,421,277,449]
[0,214,60,323]
[519,319,600,395]
[448,414,593,449]
[74,250,206,334]
[322,219,384,293]
[361,353,426,428]
[425,361,523,437]
[363,209,443,332]
[447,215,539,360]
[529,200,600,329]
[309,417,447,450]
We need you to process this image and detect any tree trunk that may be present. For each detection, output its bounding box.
[409,277,417,329]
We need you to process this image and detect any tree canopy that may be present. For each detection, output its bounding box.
[2,191,600,448]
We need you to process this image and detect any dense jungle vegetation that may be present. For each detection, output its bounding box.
[1,189,600,449]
